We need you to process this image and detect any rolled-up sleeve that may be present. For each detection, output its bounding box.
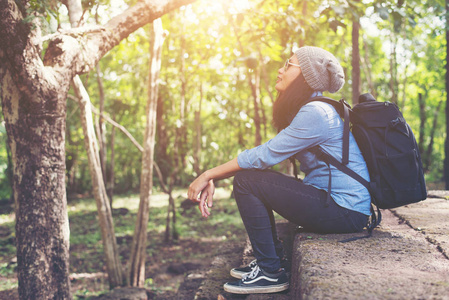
[237,104,330,169]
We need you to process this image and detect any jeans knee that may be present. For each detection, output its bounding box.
[233,170,253,192]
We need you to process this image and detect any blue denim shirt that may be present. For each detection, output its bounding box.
[237,95,371,216]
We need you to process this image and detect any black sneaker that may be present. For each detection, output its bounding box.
[230,258,290,279]
[224,265,289,294]
[230,259,257,279]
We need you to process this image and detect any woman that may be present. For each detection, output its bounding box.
[187,46,371,294]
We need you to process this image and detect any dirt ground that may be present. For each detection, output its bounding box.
[0,196,247,299]
[0,236,240,299]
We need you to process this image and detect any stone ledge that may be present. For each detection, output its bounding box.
[290,209,449,299]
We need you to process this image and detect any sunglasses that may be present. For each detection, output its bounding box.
[284,58,301,72]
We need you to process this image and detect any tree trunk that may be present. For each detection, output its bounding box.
[193,83,203,176]
[5,135,14,202]
[259,51,275,104]
[0,50,72,300]
[164,193,178,242]
[444,0,449,188]
[156,93,169,178]
[417,92,426,155]
[66,0,122,288]
[96,64,108,185]
[250,69,262,146]
[259,83,267,140]
[178,34,189,174]
[298,1,307,47]
[72,76,124,288]
[361,34,377,98]
[352,18,361,105]
[389,31,398,104]
[0,0,197,297]
[108,113,116,202]
[128,18,167,287]
[424,100,443,172]
[230,17,262,146]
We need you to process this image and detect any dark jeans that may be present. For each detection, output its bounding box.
[233,169,368,273]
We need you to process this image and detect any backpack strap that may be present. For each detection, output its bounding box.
[315,147,370,190]
[291,157,299,179]
[302,97,350,165]
[315,147,382,240]
[341,100,350,165]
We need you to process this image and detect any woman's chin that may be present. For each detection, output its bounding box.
[275,82,283,92]
[275,86,284,93]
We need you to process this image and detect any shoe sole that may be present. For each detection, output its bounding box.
[223,282,289,294]
[230,269,247,279]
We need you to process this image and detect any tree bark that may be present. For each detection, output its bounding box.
[45,0,197,77]
[0,0,196,297]
[4,134,14,202]
[0,2,72,298]
[128,18,167,287]
[352,18,361,105]
[0,51,72,299]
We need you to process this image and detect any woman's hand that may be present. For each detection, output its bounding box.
[188,173,215,218]
[187,158,241,218]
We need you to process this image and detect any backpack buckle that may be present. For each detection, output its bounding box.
[340,98,352,109]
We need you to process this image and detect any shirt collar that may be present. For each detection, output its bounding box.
[309,91,323,98]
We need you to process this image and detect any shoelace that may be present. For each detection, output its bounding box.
[248,260,257,268]
[242,265,260,281]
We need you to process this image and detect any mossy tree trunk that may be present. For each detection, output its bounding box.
[0,0,196,297]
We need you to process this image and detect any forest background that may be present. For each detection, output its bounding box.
[1,0,446,200]
[0,0,447,298]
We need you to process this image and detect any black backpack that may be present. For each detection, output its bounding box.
[300,93,427,233]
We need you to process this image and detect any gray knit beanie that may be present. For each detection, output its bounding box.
[294,46,345,93]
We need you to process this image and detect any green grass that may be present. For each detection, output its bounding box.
[0,277,18,291]
[0,187,246,297]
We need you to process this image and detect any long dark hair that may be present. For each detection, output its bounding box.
[272,72,314,131]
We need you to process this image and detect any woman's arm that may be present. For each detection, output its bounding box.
[187,158,242,218]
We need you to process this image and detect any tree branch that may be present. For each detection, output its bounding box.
[0,0,197,98]
[43,0,197,76]
[0,0,60,98]
[68,93,169,192]
[67,94,144,152]
[42,26,106,42]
